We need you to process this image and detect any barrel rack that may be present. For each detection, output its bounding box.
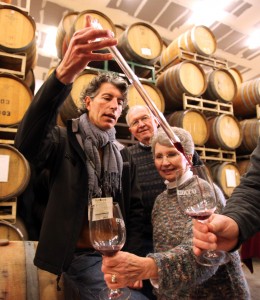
[183,94,234,116]
[0,51,27,79]
[0,197,17,223]
[0,0,31,13]
[155,48,229,77]
[87,59,156,83]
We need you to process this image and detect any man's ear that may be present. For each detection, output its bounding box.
[85,96,91,110]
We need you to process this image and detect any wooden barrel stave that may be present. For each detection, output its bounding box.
[160,25,216,68]
[127,81,165,113]
[56,11,79,59]
[203,69,237,103]
[117,22,163,66]
[0,241,65,300]
[0,73,33,126]
[156,61,207,112]
[208,162,240,198]
[233,78,260,118]
[166,109,209,146]
[206,114,242,150]
[237,118,260,154]
[0,5,37,73]
[0,144,31,201]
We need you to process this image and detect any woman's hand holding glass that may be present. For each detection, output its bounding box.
[102,251,158,290]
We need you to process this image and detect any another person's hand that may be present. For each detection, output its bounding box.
[127,280,143,290]
[192,214,240,256]
[56,15,117,84]
[102,251,158,289]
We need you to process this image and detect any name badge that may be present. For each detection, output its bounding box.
[89,197,113,221]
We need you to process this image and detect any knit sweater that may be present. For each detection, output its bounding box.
[148,177,250,300]
[128,143,165,243]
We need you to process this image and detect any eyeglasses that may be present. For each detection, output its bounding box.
[129,115,151,128]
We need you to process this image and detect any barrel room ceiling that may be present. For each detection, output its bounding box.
[8,0,260,82]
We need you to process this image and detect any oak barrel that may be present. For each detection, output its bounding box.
[115,24,125,38]
[127,81,165,113]
[166,109,209,146]
[232,78,260,118]
[236,159,251,176]
[0,144,31,201]
[23,68,35,95]
[160,25,216,68]
[228,67,243,89]
[203,69,237,103]
[72,9,116,39]
[0,218,28,240]
[60,69,98,123]
[236,118,260,154]
[208,162,240,198]
[0,73,33,126]
[0,5,37,73]
[206,114,242,150]
[156,61,207,111]
[0,241,65,300]
[56,11,79,59]
[117,22,163,66]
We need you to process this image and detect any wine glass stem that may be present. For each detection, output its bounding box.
[109,288,122,299]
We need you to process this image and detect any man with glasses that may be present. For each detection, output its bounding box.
[126,105,164,300]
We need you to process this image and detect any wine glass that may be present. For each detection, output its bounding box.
[176,164,230,266]
[89,201,131,300]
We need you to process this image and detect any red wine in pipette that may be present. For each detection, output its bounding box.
[174,141,192,166]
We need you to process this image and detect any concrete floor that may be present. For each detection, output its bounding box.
[242,258,260,299]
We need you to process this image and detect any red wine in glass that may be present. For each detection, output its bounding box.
[95,245,123,257]
[185,208,216,221]
[176,165,230,266]
[89,202,131,300]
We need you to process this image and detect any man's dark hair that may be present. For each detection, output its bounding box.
[79,72,128,112]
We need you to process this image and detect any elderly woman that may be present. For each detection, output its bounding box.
[102,127,250,299]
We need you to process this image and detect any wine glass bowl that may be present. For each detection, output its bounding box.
[176,165,230,266]
[90,216,126,257]
[89,202,131,300]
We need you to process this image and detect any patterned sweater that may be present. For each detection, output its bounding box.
[128,143,165,245]
[148,177,250,300]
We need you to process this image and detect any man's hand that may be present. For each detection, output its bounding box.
[56,15,117,84]
[193,214,239,256]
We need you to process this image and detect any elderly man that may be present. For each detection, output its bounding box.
[15,16,148,300]
[126,105,165,254]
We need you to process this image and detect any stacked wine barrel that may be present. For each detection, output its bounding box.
[154,25,246,199]
[0,3,36,232]
[232,73,260,178]
[0,3,37,145]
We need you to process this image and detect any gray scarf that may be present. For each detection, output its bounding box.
[78,113,123,200]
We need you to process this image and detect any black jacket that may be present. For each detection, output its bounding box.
[15,73,144,275]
